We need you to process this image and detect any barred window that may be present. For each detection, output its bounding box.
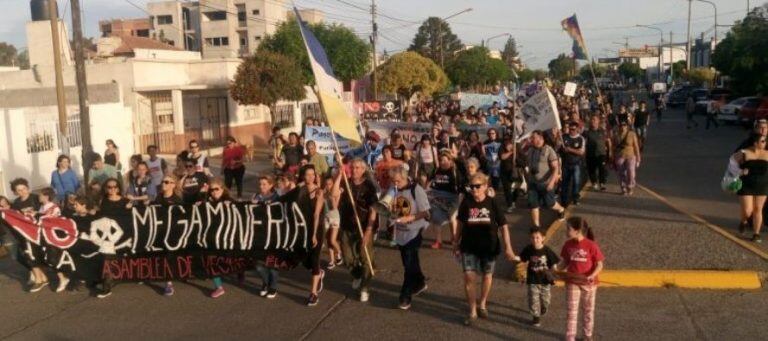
[272,104,294,128]
[301,102,323,123]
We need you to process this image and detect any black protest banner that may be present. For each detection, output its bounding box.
[362,101,401,121]
[0,200,309,282]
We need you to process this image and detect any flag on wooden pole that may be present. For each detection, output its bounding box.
[294,7,362,145]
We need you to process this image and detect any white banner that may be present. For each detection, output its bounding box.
[564,82,577,97]
[366,122,432,149]
[515,89,561,142]
[304,126,353,165]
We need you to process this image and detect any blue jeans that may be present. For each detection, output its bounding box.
[399,232,425,300]
[256,265,280,290]
[560,164,582,206]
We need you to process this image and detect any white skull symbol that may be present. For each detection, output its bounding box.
[82,218,132,255]
[384,101,396,114]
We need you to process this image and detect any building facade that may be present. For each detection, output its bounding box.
[146,0,288,58]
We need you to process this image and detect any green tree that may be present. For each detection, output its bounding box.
[579,62,607,80]
[618,62,644,81]
[408,17,463,67]
[672,60,686,81]
[0,42,19,66]
[501,37,520,70]
[687,67,716,87]
[376,51,448,100]
[712,7,768,95]
[533,69,548,82]
[548,54,576,81]
[259,18,371,84]
[17,50,29,69]
[517,68,534,83]
[230,50,306,108]
[447,47,511,90]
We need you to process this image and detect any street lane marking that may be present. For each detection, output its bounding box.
[638,184,768,261]
[553,270,762,289]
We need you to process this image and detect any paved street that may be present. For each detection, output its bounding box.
[2,103,767,340]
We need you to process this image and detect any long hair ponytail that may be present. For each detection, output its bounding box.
[567,216,595,241]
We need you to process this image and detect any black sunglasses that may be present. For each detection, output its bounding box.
[469,183,484,189]
[162,180,175,185]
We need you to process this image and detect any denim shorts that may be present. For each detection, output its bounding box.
[527,182,556,209]
[461,253,496,274]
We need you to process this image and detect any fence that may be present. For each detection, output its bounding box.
[25,114,82,154]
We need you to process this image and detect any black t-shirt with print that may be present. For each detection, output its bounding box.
[561,134,585,166]
[181,172,209,204]
[520,245,560,285]
[12,194,41,214]
[457,195,506,258]
[339,178,378,232]
[431,166,463,193]
[390,144,407,161]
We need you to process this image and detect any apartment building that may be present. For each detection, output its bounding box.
[99,18,152,38]
[146,0,288,59]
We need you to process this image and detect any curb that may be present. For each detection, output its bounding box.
[553,270,762,290]
[638,184,768,261]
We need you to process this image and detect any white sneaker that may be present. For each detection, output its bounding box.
[592,184,599,191]
[359,290,369,302]
[56,278,70,293]
[352,278,362,290]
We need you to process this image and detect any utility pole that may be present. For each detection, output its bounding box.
[49,0,69,156]
[370,0,378,101]
[71,0,94,181]
[669,31,674,82]
[686,0,692,70]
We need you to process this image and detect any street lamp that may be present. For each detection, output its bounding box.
[482,33,510,48]
[695,0,718,45]
[439,8,473,68]
[636,24,664,81]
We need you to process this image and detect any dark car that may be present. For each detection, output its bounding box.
[666,86,695,107]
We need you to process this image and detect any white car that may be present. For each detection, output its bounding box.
[720,97,758,123]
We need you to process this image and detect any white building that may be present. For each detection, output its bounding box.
[0,11,321,194]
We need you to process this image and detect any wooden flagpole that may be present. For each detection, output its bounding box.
[314,89,375,276]
[579,25,610,116]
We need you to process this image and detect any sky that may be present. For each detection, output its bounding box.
[0,0,757,69]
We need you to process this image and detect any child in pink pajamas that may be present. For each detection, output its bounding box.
[557,216,605,341]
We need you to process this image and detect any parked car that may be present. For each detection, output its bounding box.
[666,86,695,107]
[695,88,733,115]
[739,97,768,122]
[719,97,758,124]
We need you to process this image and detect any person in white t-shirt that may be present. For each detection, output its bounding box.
[146,145,167,190]
[387,166,431,310]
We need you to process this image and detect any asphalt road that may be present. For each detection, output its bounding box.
[2,96,768,340]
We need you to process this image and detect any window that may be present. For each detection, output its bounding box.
[136,29,150,37]
[301,103,323,123]
[240,37,247,47]
[157,15,173,25]
[254,35,262,41]
[272,105,295,128]
[204,11,227,21]
[205,37,229,46]
[252,9,260,15]
[238,11,246,22]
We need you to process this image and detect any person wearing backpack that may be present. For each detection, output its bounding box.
[387,166,431,310]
